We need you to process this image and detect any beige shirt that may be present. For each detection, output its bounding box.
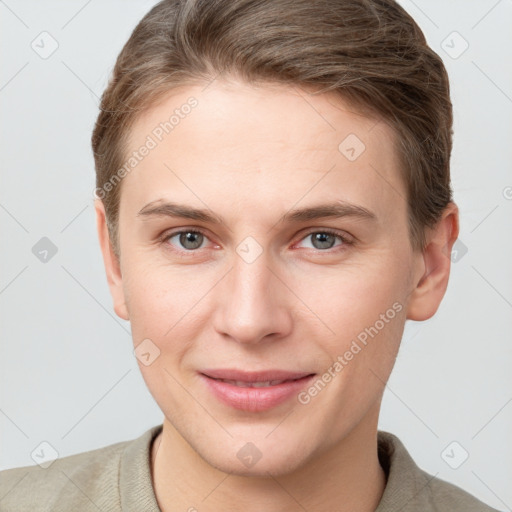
[0,425,501,511]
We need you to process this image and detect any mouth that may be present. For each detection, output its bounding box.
[199,370,316,412]
[206,376,313,387]
[200,368,315,382]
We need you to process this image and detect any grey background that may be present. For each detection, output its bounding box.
[1,0,511,509]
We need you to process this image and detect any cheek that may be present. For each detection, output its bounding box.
[124,263,199,409]
[121,263,173,342]
[331,265,407,384]
[122,260,210,353]
[123,252,177,309]
[293,256,407,340]
[294,258,409,409]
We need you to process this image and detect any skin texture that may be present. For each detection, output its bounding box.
[95,79,459,512]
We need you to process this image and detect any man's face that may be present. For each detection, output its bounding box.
[104,80,424,475]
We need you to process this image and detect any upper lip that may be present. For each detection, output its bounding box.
[200,369,315,382]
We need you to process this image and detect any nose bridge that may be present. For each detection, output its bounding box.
[213,242,291,344]
[232,245,273,301]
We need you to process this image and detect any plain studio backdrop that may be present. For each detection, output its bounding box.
[1,0,511,509]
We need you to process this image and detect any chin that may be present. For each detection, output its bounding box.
[200,439,311,478]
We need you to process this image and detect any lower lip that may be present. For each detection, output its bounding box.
[200,374,316,412]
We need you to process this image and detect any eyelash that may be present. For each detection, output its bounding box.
[158,227,354,258]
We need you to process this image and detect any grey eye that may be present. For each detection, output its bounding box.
[173,231,205,250]
[310,233,337,249]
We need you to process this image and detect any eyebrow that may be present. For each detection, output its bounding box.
[137,200,377,225]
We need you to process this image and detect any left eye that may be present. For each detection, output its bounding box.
[296,231,348,250]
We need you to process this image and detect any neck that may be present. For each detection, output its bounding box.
[151,410,386,512]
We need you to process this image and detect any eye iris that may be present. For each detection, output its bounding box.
[180,231,203,250]
[312,232,336,249]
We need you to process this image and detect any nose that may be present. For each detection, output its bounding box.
[212,249,293,345]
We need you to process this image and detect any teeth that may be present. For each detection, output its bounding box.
[216,378,287,387]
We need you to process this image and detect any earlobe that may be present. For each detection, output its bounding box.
[94,199,130,321]
[406,202,459,321]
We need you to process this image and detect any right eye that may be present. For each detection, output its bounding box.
[161,229,211,252]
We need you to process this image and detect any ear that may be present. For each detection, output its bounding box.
[94,199,129,321]
[406,202,460,321]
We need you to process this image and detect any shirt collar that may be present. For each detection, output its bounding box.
[375,430,439,511]
[119,423,163,511]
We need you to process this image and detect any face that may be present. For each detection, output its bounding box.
[96,79,453,476]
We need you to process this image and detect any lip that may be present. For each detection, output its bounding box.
[201,368,314,382]
[199,369,316,412]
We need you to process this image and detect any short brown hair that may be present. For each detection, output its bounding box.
[92,0,453,260]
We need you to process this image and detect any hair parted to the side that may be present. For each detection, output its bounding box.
[91,0,453,261]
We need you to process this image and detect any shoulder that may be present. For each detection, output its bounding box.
[0,432,144,512]
[376,431,502,512]
[422,469,502,511]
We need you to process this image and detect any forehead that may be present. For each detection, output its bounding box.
[120,80,406,227]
